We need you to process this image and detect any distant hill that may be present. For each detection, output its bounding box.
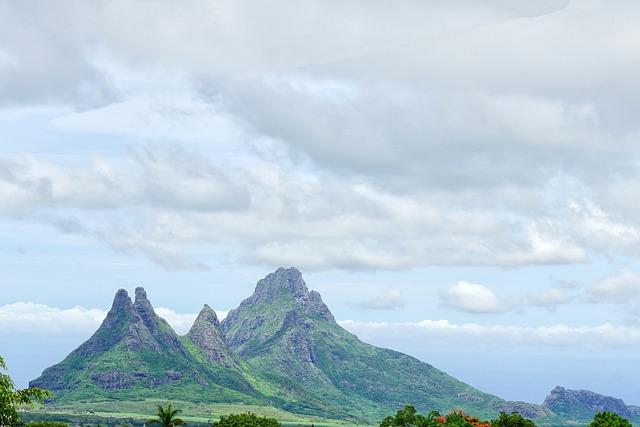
[31,267,501,421]
[496,386,640,424]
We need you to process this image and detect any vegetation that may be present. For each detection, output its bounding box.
[379,406,538,427]
[0,355,51,427]
[489,413,535,427]
[146,404,186,427]
[27,422,70,427]
[588,412,632,427]
[212,413,280,427]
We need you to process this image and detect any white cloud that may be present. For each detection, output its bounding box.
[359,288,405,311]
[439,281,578,314]
[1,0,640,272]
[587,271,640,304]
[440,281,503,313]
[0,302,227,336]
[340,319,640,349]
[0,302,106,334]
[522,287,576,311]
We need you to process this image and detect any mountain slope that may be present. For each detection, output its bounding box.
[31,288,257,404]
[221,267,503,419]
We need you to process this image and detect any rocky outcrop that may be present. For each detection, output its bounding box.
[77,289,161,355]
[543,386,632,419]
[187,305,237,367]
[90,371,134,390]
[493,401,554,419]
[133,287,186,355]
[221,267,335,348]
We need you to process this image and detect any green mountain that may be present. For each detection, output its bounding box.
[31,267,503,422]
[30,287,257,405]
[221,267,502,419]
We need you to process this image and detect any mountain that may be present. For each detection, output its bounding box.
[30,267,504,421]
[221,267,502,419]
[542,386,639,422]
[30,287,257,405]
[495,386,640,424]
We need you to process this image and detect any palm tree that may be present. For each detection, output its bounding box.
[146,404,186,427]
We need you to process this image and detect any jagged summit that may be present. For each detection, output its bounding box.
[222,267,334,337]
[254,267,308,299]
[187,304,236,367]
[193,304,221,326]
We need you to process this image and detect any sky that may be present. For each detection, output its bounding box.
[1,0,640,406]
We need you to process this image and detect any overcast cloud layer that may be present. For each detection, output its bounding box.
[1,0,640,271]
[1,0,640,406]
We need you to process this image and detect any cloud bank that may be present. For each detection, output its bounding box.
[1,0,640,272]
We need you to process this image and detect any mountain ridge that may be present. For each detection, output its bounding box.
[29,267,637,424]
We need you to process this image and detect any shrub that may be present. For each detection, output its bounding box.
[28,422,70,427]
[588,412,632,427]
[490,412,536,427]
[211,413,280,427]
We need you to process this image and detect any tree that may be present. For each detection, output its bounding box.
[146,404,186,427]
[490,412,536,427]
[588,412,632,427]
[211,413,280,427]
[379,405,441,427]
[0,355,51,427]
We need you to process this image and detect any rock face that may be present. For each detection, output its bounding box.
[493,401,554,419]
[542,386,632,419]
[187,304,237,367]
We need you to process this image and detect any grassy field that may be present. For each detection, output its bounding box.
[24,399,368,427]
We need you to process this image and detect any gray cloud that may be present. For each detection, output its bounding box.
[340,319,640,350]
[1,0,640,272]
[439,281,578,314]
[358,288,405,311]
[586,271,640,304]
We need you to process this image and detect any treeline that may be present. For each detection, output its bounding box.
[380,404,634,427]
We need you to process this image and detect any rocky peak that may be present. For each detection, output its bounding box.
[188,304,235,366]
[134,286,156,330]
[72,288,160,356]
[254,267,308,299]
[192,304,220,328]
[543,386,631,418]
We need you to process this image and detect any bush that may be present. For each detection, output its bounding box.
[28,422,70,427]
[211,413,280,427]
[588,412,632,427]
[380,406,536,427]
[490,412,536,427]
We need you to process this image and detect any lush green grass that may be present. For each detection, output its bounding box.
[25,400,365,427]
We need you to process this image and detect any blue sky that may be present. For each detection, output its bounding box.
[2,0,640,406]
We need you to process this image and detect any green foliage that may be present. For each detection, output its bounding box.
[379,405,438,427]
[588,412,632,427]
[0,355,52,427]
[146,404,186,427]
[211,413,280,427]
[490,412,536,427]
[27,422,70,427]
[379,406,497,427]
